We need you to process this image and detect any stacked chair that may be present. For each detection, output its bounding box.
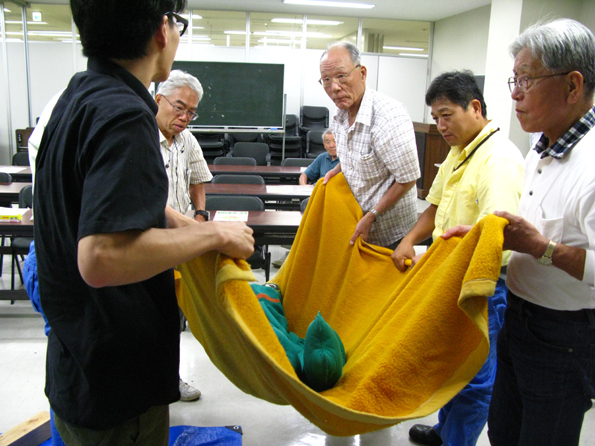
[267,114,301,165]
[306,130,326,159]
[191,132,227,163]
[298,106,329,155]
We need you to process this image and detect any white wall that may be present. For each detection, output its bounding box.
[431,6,491,81]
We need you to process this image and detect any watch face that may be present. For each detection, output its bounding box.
[538,256,552,266]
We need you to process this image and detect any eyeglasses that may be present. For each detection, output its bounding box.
[507,72,571,93]
[318,64,361,88]
[162,95,198,121]
[164,12,188,37]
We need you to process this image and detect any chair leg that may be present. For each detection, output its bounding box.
[264,249,271,282]
[11,253,15,290]
[0,235,4,277]
[16,255,24,285]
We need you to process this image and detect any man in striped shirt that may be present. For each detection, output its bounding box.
[156,69,213,402]
[156,70,212,223]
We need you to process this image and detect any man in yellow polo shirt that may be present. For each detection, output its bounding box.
[392,71,524,446]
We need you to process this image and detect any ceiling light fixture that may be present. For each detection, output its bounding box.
[272,18,343,26]
[283,0,374,9]
[399,53,428,58]
[224,30,249,35]
[253,30,330,38]
[384,46,423,51]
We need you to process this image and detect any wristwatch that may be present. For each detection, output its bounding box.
[194,210,209,221]
[369,208,379,220]
[537,240,556,266]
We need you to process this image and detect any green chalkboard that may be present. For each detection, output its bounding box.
[170,61,284,128]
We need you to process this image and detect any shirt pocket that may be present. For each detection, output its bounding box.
[534,208,564,243]
[358,151,384,183]
[453,183,480,225]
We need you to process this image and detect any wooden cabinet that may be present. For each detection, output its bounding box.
[413,122,450,199]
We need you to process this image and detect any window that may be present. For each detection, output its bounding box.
[190,10,246,47]
[3,4,74,43]
[250,12,304,49]
[304,15,358,50]
[361,18,430,56]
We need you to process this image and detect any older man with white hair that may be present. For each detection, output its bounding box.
[155,69,213,402]
[156,69,212,223]
[444,18,595,446]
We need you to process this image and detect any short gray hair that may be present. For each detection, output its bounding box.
[323,128,333,138]
[321,41,361,66]
[157,70,204,103]
[510,18,595,97]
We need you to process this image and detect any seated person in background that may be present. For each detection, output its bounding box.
[156,69,213,402]
[299,129,339,185]
[275,129,340,268]
[392,70,524,446]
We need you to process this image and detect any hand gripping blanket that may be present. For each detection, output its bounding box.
[175,173,507,437]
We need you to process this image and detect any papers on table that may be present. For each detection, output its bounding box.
[0,166,27,174]
[0,207,28,222]
[213,211,249,222]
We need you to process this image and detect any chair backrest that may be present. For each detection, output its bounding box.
[0,172,13,184]
[300,197,310,213]
[231,132,260,145]
[206,195,265,212]
[285,114,299,136]
[300,106,329,129]
[213,156,257,166]
[281,158,314,168]
[19,185,33,208]
[12,152,30,166]
[212,174,265,185]
[232,142,269,166]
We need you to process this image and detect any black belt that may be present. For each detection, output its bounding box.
[508,291,595,326]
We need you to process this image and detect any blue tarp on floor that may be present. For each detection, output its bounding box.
[38,425,242,446]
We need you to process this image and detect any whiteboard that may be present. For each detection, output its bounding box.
[376,56,428,123]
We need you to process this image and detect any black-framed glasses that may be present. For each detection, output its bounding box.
[318,64,361,88]
[507,72,571,93]
[164,12,188,37]
[162,95,198,121]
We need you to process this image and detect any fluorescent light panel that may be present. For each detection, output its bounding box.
[283,0,376,9]
[253,30,330,38]
[384,46,423,51]
[271,18,343,26]
[283,0,374,9]
[399,53,428,58]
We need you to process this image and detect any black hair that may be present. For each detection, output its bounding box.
[71,0,186,60]
[425,70,487,118]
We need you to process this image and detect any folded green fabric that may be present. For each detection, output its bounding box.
[251,283,346,391]
[302,312,347,391]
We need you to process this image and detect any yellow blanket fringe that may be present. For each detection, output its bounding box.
[176,173,507,436]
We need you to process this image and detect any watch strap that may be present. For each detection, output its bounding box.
[194,210,209,221]
[538,240,556,265]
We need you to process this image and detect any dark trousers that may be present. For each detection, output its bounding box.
[54,405,169,446]
[487,291,595,446]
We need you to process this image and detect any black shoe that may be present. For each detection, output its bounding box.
[409,424,443,446]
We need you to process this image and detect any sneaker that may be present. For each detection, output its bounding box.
[179,379,201,402]
[272,251,289,268]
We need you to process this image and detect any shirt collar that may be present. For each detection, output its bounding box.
[87,57,158,116]
[452,120,498,156]
[533,105,595,159]
[333,88,372,127]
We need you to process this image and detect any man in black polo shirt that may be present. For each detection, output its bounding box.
[34,1,254,444]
